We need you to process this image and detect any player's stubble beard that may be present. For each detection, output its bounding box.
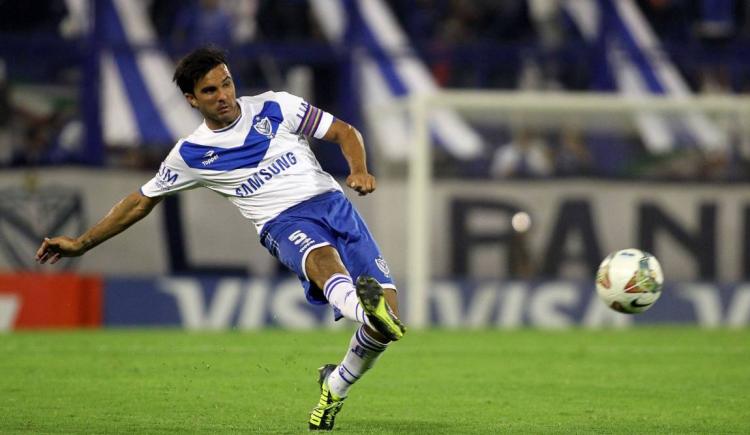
[211,100,240,129]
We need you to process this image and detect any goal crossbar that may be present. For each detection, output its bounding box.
[405,91,750,328]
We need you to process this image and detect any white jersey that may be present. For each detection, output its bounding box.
[141,91,342,233]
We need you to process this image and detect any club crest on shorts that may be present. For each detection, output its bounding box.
[375,256,391,277]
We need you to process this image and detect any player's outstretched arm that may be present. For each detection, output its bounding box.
[323,119,376,196]
[35,190,163,264]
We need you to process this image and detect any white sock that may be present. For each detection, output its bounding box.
[327,325,388,398]
[323,274,371,327]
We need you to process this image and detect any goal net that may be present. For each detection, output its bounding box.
[363,91,750,327]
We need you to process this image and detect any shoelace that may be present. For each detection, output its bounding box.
[321,400,344,424]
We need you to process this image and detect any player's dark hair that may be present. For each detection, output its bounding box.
[173,46,229,94]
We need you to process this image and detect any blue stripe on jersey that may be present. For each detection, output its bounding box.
[179,101,282,171]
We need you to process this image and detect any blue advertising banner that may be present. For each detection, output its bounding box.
[104,277,750,329]
[104,277,333,329]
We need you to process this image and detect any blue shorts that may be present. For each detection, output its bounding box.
[260,190,395,308]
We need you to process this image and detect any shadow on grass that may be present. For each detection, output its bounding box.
[333,418,466,434]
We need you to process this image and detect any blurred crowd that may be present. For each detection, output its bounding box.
[390,0,750,93]
[0,0,748,181]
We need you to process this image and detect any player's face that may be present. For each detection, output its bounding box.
[186,64,240,130]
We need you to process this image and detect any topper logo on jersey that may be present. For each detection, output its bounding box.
[253,117,274,139]
[201,150,219,166]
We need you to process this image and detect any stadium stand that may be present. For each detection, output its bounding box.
[1,0,749,180]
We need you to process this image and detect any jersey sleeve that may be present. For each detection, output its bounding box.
[140,145,201,197]
[275,91,335,140]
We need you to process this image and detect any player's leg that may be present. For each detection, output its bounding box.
[309,200,406,408]
[305,245,398,430]
[321,285,403,400]
[324,196,405,342]
[259,193,403,430]
[384,289,399,317]
[302,241,400,319]
[261,228,361,430]
[353,276,405,342]
[306,246,404,342]
[260,217,400,338]
[304,245,372,328]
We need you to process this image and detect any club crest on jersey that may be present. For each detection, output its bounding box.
[253,116,274,139]
[201,150,219,166]
[375,256,391,277]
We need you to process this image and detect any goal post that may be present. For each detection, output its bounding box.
[403,91,750,328]
[407,94,431,329]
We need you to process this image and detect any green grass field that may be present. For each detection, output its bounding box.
[1,328,748,434]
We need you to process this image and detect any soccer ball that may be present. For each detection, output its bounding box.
[595,249,664,314]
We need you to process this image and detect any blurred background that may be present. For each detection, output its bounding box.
[1,0,749,330]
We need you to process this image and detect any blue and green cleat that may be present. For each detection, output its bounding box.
[355,276,406,342]
[308,364,345,431]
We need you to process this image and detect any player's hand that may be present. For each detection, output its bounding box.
[346,172,376,196]
[35,236,85,264]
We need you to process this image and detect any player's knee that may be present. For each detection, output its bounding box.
[305,245,348,288]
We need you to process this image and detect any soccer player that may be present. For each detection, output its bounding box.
[35,46,406,431]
